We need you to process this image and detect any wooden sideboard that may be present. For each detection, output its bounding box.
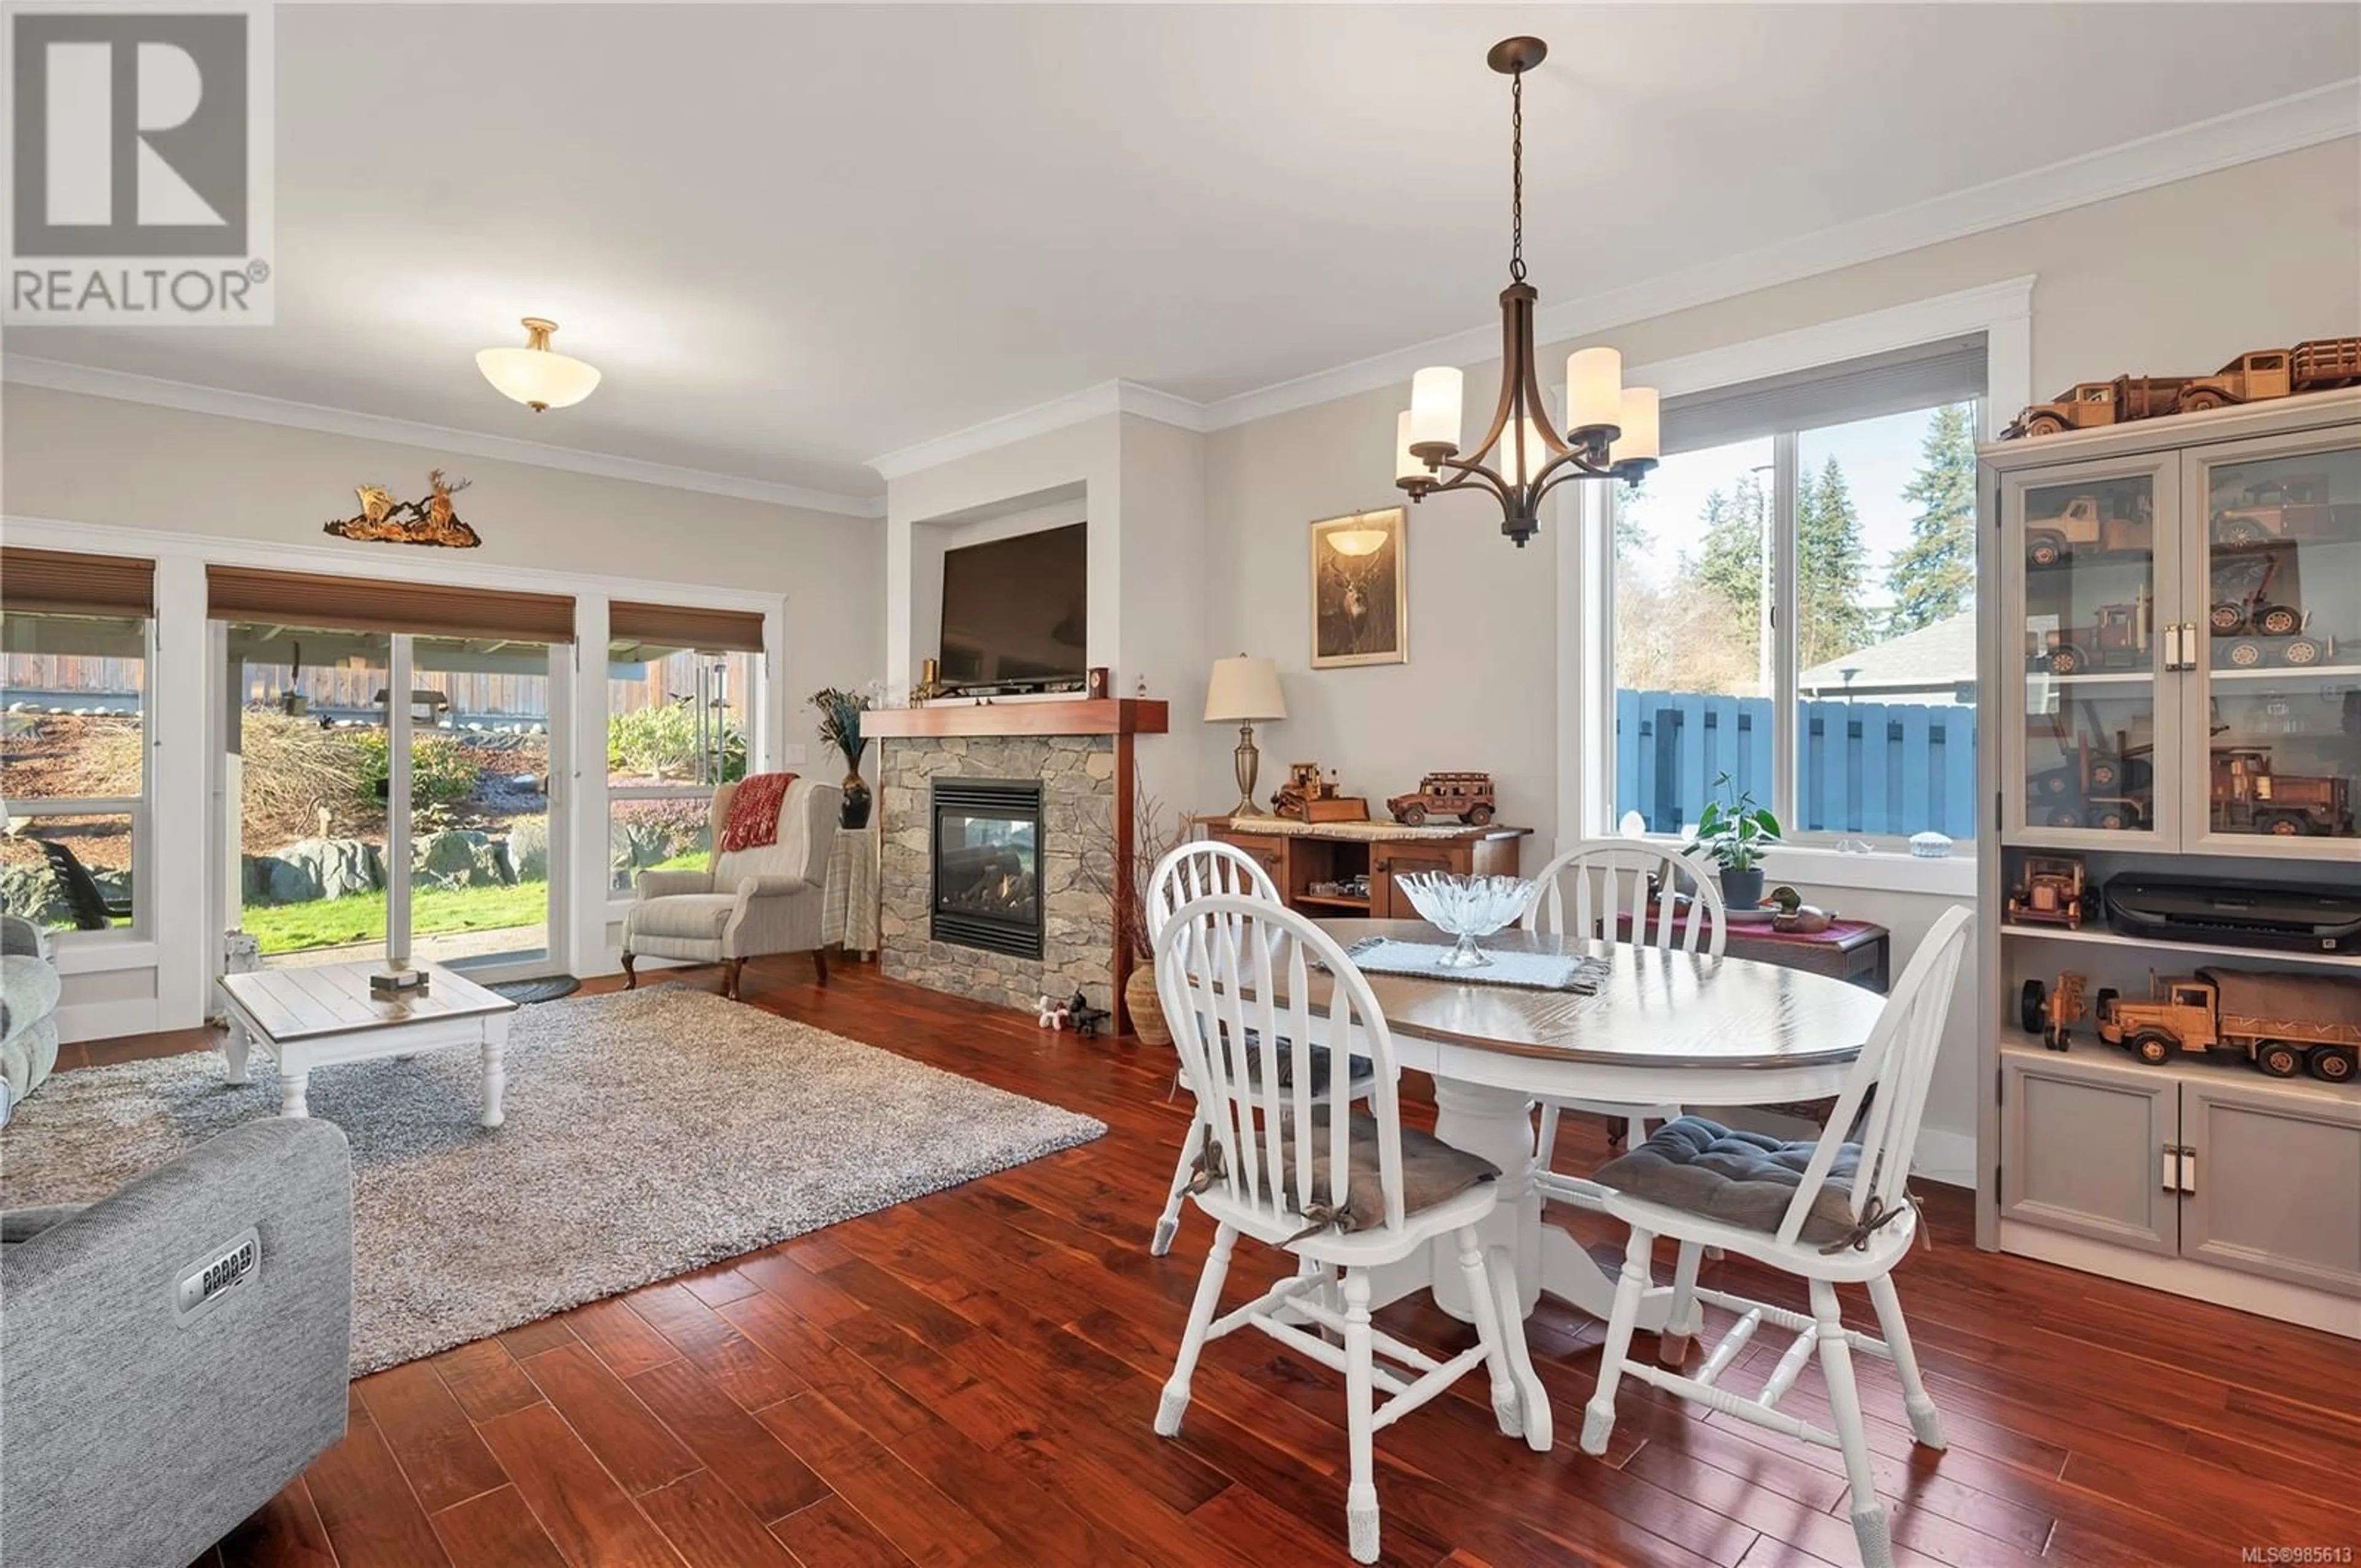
[1201,816,1530,922]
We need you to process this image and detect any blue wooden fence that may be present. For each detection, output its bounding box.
[1615,689,1978,840]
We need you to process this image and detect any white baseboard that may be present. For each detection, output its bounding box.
[55,996,162,1046]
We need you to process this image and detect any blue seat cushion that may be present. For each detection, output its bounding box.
[1591,1116,1862,1247]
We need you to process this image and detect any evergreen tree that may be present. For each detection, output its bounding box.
[1886,403,1978,634]
[1611,472,1651,564]
[1680,474,1767,645]
[1797,455,1872,668]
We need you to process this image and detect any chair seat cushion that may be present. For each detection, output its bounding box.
[1591,1116,1860,1246]
[628,894,738,942]
[1194,1111,1497,1239]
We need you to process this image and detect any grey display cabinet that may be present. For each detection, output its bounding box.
[1977,390,2361,1340]
[2000,1042,2361,1298]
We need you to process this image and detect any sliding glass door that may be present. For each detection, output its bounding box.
[226,622,565,975]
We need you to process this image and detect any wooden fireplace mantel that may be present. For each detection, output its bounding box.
[865,697,1168,739]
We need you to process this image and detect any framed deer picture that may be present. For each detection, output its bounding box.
[1309,508,1407,669]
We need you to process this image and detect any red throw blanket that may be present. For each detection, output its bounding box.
[719,772,797,853]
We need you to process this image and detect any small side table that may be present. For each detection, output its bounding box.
[823,822,881,959]
[1613,912,1891,992]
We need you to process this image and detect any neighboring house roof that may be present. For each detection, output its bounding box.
[1799,612,1977,698]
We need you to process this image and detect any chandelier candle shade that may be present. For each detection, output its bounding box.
[1204,655,1287,818]
[477,317,602,412]
[1394,38,1659,546]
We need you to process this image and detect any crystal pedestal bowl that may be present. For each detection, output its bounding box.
[1394,872,1538,969]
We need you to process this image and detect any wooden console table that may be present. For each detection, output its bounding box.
[1201,814,1530,921]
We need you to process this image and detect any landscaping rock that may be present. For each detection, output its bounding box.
[0,864,66,926]
[252,837,384,904]
[508,817,550,881]
[412,829,514,888]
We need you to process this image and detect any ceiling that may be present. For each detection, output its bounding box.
[7,4,2356,505]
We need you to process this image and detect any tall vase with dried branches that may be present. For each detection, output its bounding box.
[1113,782,1185,1047]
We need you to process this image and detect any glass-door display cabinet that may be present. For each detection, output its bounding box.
[2182,431,2361,852]
[1975,388,2361,1343]
[1997,409,2361,856]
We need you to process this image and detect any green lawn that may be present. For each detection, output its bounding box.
[243,882,549,955]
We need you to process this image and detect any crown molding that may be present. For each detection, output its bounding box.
[864,377,1204,482]
[1,355,888,519]
[1192,78,2360,431]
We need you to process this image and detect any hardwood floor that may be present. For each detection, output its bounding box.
[100,959,2358,1568]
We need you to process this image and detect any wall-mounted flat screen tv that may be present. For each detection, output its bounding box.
[937,522,1086,687]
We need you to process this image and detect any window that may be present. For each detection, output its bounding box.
[1,610,149,935]
[1608,338,1985,847]
[607,641,759,896]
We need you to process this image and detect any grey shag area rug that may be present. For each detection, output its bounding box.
[0,985,1105,1374]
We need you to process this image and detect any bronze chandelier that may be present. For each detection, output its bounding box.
[1394,37,1660,547]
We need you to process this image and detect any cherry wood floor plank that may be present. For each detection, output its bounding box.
[571,1293,687,1380]
[768,1494,916,1568]
[635,1469,802,1568]
[354,1357,509,1513]
[429,1338,545,1424]
[521,1341,702,1496]
[218,1476,336,1568]
[500,1315,583,1360]
[624,1358,830,1523]
[475,1401,689,1568]
[715,1289,936,1447]
[753,1394,1005,1566]
[679,1266,764,1307]
[429,1484,571,1567]
[625,1280,808,1410]
[300,1395,454,1568]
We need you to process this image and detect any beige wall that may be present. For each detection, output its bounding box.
[1201,140,2361,833]
[0,384,888,703]
[1196,141,2361,1175]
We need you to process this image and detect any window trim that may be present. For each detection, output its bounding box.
[1557,278,2035,866]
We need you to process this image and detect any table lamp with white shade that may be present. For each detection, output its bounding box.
[1204,655,1286,817]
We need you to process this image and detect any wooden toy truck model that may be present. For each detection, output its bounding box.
[2097,967,2361,1083]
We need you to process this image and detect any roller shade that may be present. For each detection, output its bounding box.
[608,599,765,654]
[207,566,574,643]
[1,547,156,617]
[1663,335,1988,456]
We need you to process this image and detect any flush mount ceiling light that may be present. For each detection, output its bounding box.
[1393,37,1659,547]
[475,317,601,412]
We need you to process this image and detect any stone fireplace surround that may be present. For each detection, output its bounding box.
[872,698,1166,1026]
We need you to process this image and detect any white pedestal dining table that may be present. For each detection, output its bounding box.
[1297,920,1888,1333]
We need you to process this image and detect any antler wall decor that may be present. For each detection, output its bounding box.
[324,470,482,548]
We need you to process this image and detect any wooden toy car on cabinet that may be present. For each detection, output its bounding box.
[2030,593,2151,677]
[2019,972,2089,1050]
[2212,748,2354,837]
[2210,475,2359,548]
[2003,338,2361,438]
[2024,493,2153,568]
[2097,967,2361,1082]
[2006,855,2090,928]
[1271,762,1369,823]
[1386,771,1497,825]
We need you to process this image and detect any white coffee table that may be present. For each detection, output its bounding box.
[216,962,519,1125]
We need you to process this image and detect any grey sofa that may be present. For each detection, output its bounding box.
[2,913,61,1119]
[1,1118,354,1568]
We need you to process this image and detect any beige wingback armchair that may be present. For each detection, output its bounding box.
[622,776,842,999]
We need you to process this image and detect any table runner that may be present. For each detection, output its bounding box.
[1342,936,1611,993]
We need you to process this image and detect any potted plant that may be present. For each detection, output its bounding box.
[1692,772,1781,910]
[811,687,872,830]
